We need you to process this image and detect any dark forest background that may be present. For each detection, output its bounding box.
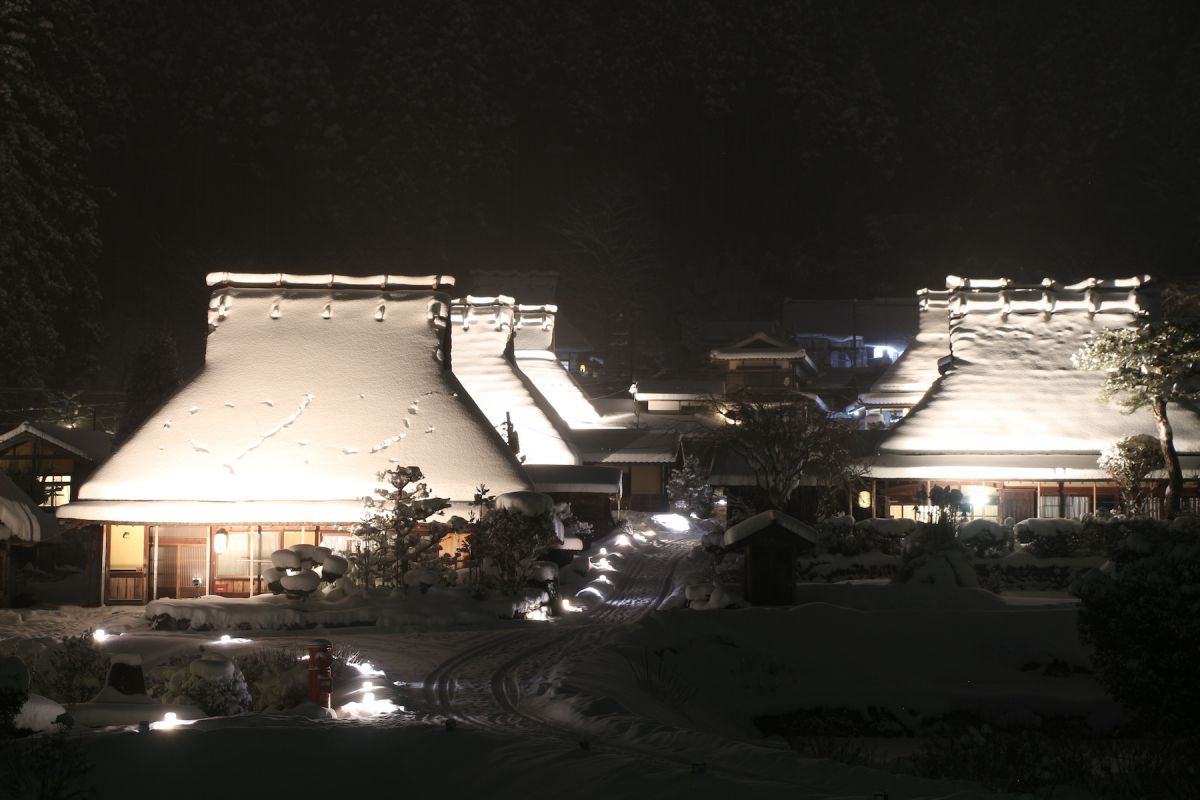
[4,0,1200,401]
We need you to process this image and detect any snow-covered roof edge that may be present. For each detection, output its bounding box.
[0,421,111,462]
[207,272,456,290]
[723,509,819,547]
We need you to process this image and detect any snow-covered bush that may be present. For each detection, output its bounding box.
[666,454,714,519]
[469,508,555,596]
[1098,434,1164,515]
[153,656,251,717]
[1073,519,1200,736]
[555,503,595,548]
[234,649,307,712]
[894,522,979,587]
[1015,518,1109,558]
[24,633,109,704]
[957,518,1010,558]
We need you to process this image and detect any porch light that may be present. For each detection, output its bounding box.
[965,486,994,508]
[213,529,229,554]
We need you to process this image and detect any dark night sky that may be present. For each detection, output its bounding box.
[4,0,1200,393]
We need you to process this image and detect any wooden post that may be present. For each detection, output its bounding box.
[151,526,159,601]
[100,524,109,606]
[1058,481,1066,518]
[1036,483,1042,518]
[205,526,213,596]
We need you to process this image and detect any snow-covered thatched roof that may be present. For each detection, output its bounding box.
[57,274,531,525]
[859,289,951,408]
[508,304,607,429]
[872,276,1200,477]
[450,296,579,465]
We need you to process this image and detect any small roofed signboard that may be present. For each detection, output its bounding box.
[723,510,819,606]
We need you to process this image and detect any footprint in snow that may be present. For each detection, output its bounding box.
[260,400,274,407]
[188,406,200,415]
[224,402,236,408]
[162,420,172,430]
[424,425,435,434]
[407,404,419,415]
[342,446,360,455]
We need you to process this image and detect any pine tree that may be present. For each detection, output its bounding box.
[468,508,554,597]
[353,466,451,593]
[1075,312,1200,518]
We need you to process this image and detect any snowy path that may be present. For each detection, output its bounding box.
[411,534,1003,798]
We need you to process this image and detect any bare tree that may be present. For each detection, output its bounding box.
[713,393,860,511]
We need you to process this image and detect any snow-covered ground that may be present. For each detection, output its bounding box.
[1,513,1114,798]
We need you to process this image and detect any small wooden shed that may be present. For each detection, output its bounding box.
[723,510,819,606]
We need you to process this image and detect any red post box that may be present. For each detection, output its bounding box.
[307,639,334,708]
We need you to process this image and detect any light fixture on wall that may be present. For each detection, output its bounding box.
[213,528,229,554]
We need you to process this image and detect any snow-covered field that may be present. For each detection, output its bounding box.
[1,514,1117,799]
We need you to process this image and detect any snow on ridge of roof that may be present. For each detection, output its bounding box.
[206,272,455,289]
[711,332,808,360]
[449,298,580,466]
[59,284,531,523]
[0,421,112,462]
[723,509,819,548]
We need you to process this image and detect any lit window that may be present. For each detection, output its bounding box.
[39,475,71,508]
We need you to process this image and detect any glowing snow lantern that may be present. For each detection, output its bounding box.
[159,711,178,730]
[93,629,109,642]
[613,534,632,548]
[651,513,690,532]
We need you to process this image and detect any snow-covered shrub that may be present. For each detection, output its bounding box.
[555,503,595,548]
[666,454,714,519]
[24,633,109,704]
[1015,517,1108,558]
[0,729,94,797]
[894,522,979,587]
[469,508,555,596]
[957,519,1009,558]
[818,518,905,556]
[1073,520,1200,736]
[235,649,307,712]
[1097,434,1164,515]
[155,656,251,717]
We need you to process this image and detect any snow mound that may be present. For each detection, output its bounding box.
[15,694,66,732]
[494,491,556,517]
[1014,518,1082,538]
[959,518,1006,543]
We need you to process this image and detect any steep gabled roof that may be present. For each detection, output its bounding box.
[875,276,1200,468]
[450,296,579,465]
[58,274,531,525]
[0,421,113,463]
[710,332,808,361]
[859,289,951,408]
[510,305,606,429]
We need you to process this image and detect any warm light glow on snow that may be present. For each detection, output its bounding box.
[152,712,183,731]
[589,557,616,572]
[613,533,632,548]
[524,607,550,621]
[339,697,399,718]
[592,574,613,586]
[576,586,605,600]
[93,629,110,642]
[213,633,251,645]
[652,513,690,532]
[347,659,386,678]
[560,598,583,613]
